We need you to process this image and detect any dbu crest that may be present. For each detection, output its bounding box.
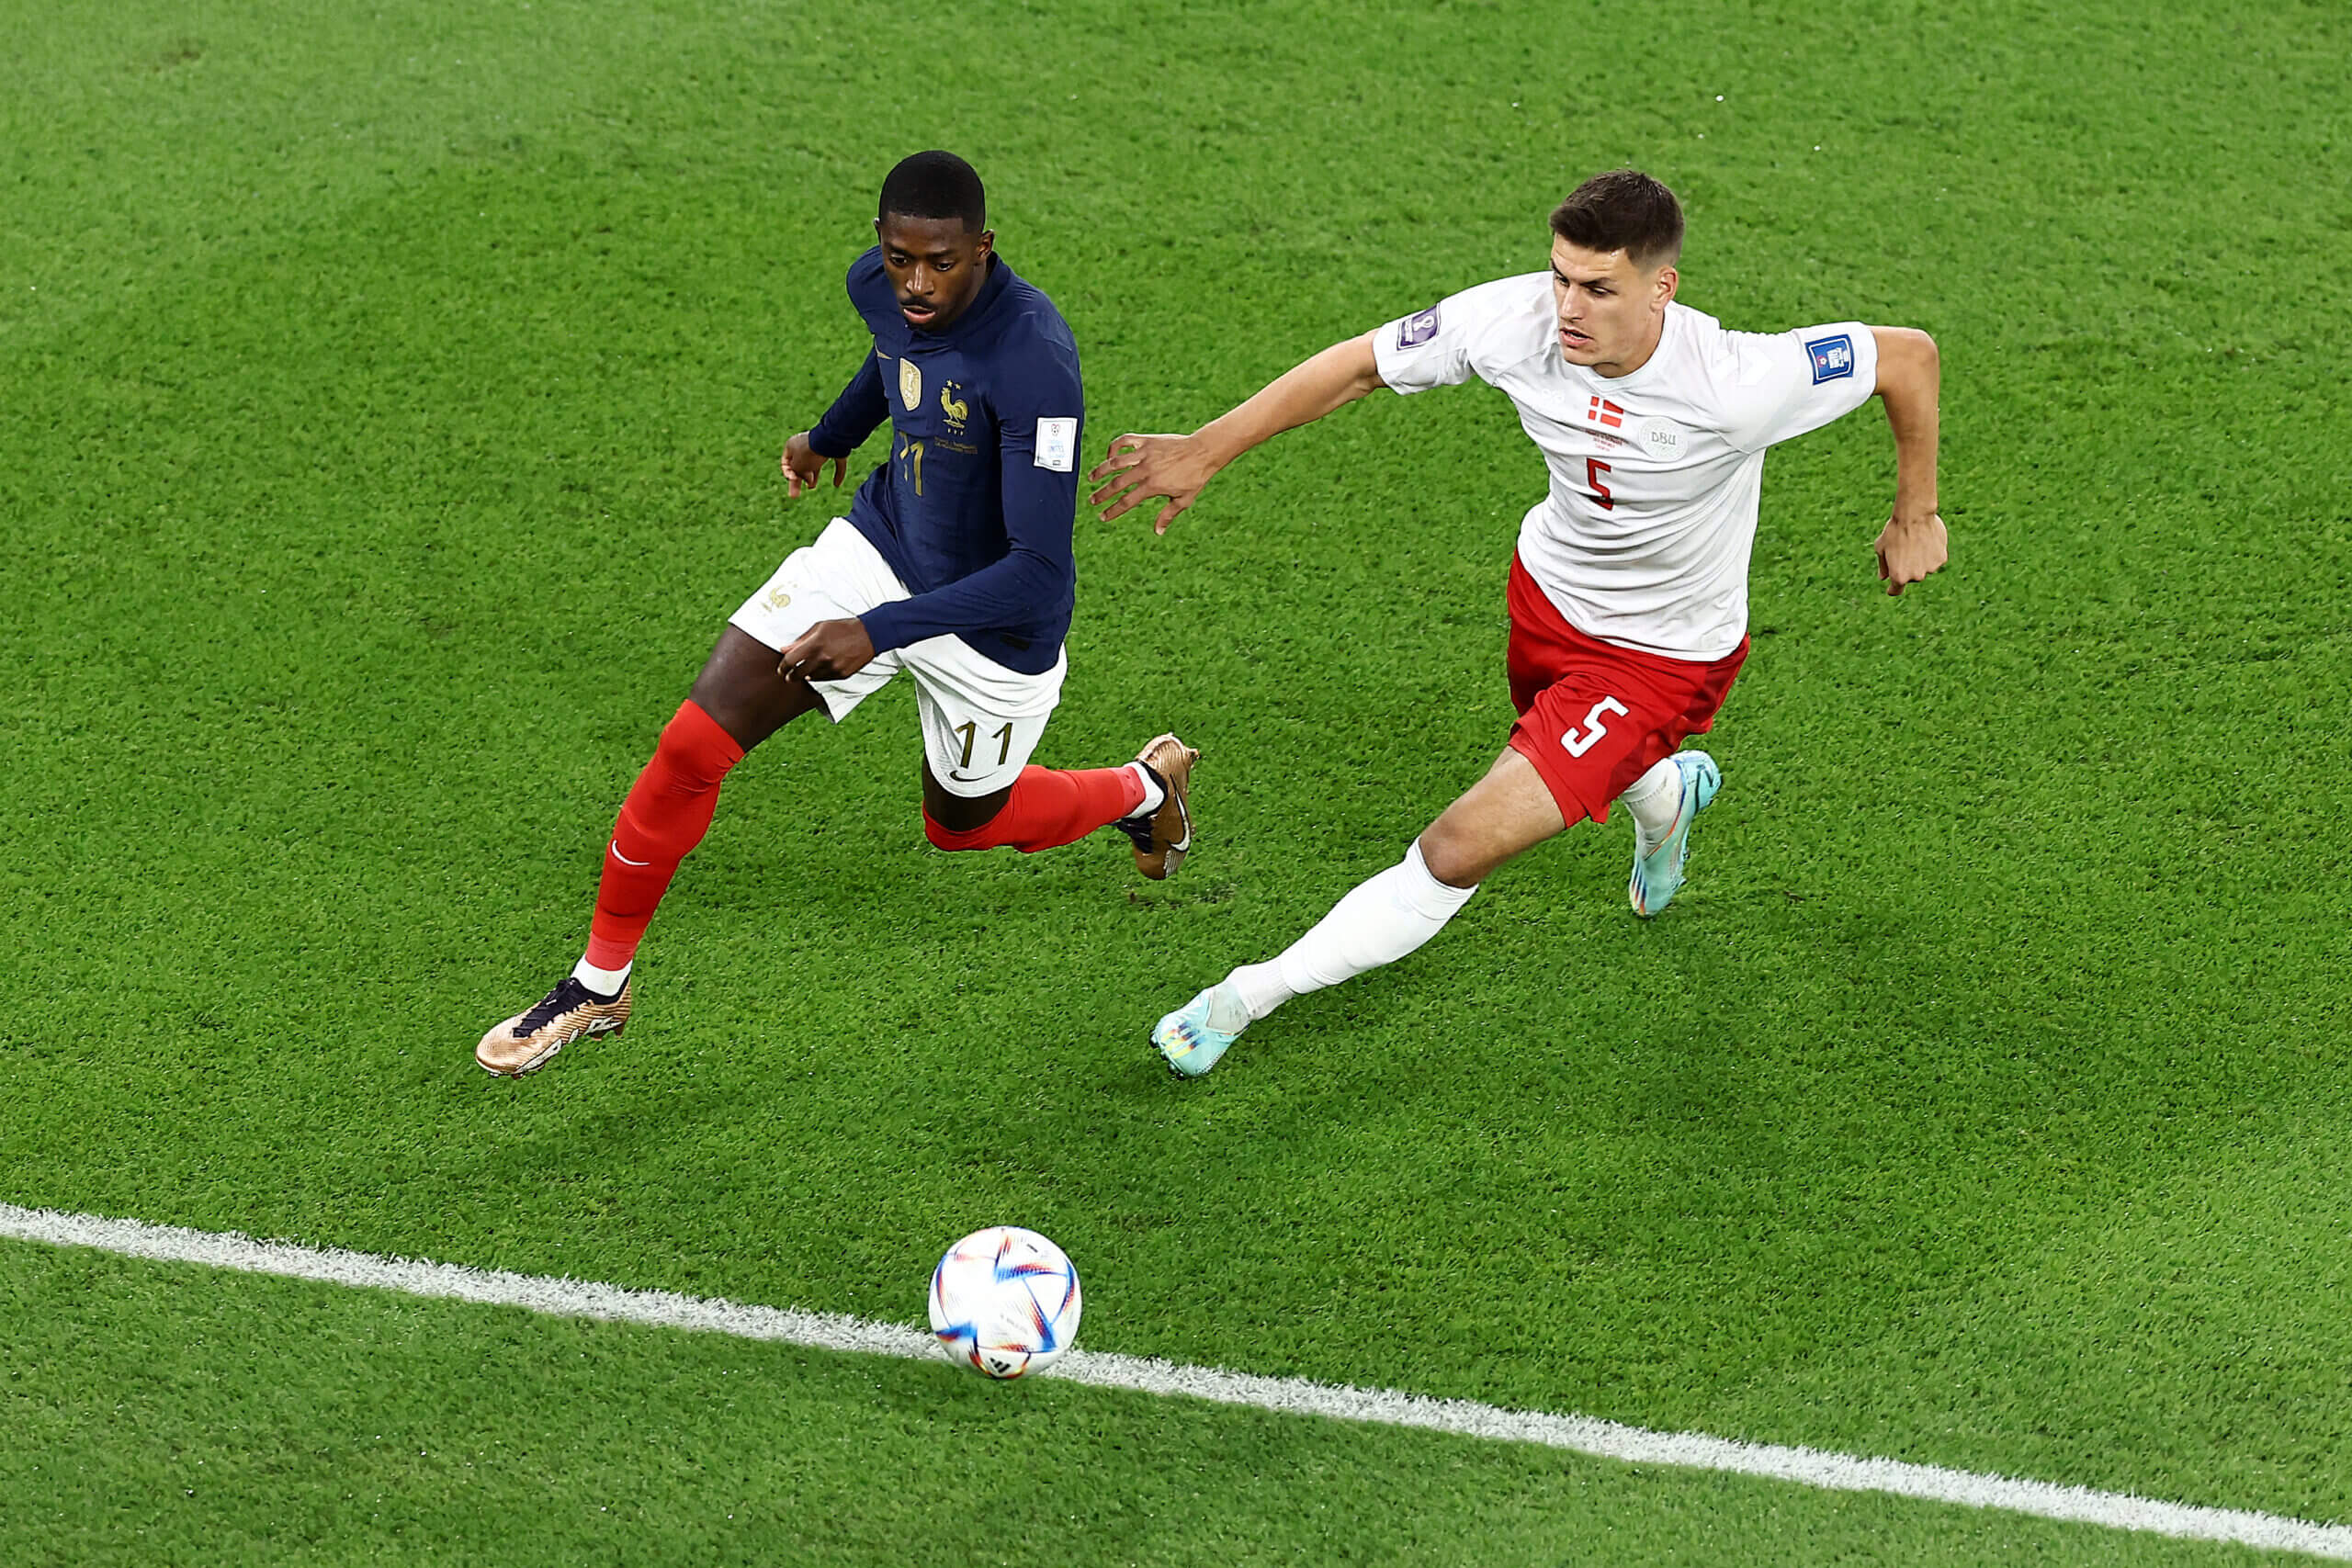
[1806,334,1855,384]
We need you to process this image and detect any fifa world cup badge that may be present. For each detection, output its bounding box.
[899,357,923,410]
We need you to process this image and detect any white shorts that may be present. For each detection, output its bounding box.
[728,518,1067,798]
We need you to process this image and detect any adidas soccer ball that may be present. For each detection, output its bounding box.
[927,1225,1082,1380]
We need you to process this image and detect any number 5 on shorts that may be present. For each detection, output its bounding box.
[1561,696,1629,758]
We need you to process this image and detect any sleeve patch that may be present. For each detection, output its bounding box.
[1034,417,1077,472]
[1396,306,1442,349]
[1806,333,1856,383]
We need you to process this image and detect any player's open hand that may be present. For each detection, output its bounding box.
[777,616,875,683]
[1874,512,1948,595]
[781,432,846,501]
[1090,433,1220,535]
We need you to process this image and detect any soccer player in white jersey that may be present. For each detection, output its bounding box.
[1089,169,1947,1077]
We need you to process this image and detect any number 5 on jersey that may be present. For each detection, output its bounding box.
[1561,696,1628,758]
[1585,457,1614,512]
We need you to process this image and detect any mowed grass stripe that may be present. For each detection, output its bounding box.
[6,1201,2346,1562]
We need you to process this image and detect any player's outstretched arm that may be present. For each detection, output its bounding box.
[786,347,888,499]
[1870,325,1947,596]
[780,431,846,499]
[1088,331,1385,534]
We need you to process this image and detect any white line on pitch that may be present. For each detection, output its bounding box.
[4,1201,2345,1561]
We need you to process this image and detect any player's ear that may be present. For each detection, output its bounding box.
[974,227,995,261]
[1654,264,1679,308]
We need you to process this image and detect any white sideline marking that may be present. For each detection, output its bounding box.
[4,1201,2346,1561]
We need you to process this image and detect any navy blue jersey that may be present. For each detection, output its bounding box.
[804,251,1082,674]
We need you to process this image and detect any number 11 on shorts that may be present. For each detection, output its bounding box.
[1560,696,1628,758]
[954,719,1014,770]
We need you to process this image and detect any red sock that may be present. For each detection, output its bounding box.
[584,700,746,970]
[924,765,1145,854]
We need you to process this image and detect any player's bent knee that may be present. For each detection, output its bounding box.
[921,765,1016,841]
[1419,757,1569,888]
[658,700,749,786]
[1416,827,1487,891]
[687,628,826,752]
[923,807,1000,852]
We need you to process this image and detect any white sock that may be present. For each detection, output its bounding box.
[572,956,632,998]
[1128,761,1166,818]
[1221,840,1477,1025]
[1616,756,1684,849]
[1204,980,1255,1033]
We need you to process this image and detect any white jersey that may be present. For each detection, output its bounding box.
[1373,274,1879,660]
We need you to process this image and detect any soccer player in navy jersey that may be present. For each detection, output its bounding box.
[477,152,1196,1076]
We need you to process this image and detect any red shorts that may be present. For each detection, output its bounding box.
[1503,556,1747,827]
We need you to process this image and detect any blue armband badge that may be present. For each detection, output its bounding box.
[1806,333,1855,384]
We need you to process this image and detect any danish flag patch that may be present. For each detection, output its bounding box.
[1586,396,1625,428]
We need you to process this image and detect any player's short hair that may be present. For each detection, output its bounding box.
[878,151,987,232]
[1550,170,1684,268]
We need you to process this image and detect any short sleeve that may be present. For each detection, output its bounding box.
[1374,298,1477,395]
[1374,272,1551,396]
[1715,323,1881,453]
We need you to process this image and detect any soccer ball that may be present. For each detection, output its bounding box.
[927,1225,1083,1380]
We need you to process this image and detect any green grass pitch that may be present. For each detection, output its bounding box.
[4,0,2348,1562]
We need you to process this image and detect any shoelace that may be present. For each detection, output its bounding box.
[1117,761,1172,840]
[514,979,593,1032]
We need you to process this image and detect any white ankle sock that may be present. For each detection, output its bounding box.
[1204,979,1254,1033]
[1223,840,1477,1024]
[1128,761,1166,817]
[572,956,631,998]
[1616,756,1684,847]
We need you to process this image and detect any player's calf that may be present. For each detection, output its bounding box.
[922,761,1139,853]
[920,735,1196,871]
[1153,838,1476,1077]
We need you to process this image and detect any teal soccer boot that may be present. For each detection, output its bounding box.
[1152,987,1242,1078]
[1628,750,1722,919]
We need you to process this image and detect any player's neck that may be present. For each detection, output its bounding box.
[1591,317,1667,379]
